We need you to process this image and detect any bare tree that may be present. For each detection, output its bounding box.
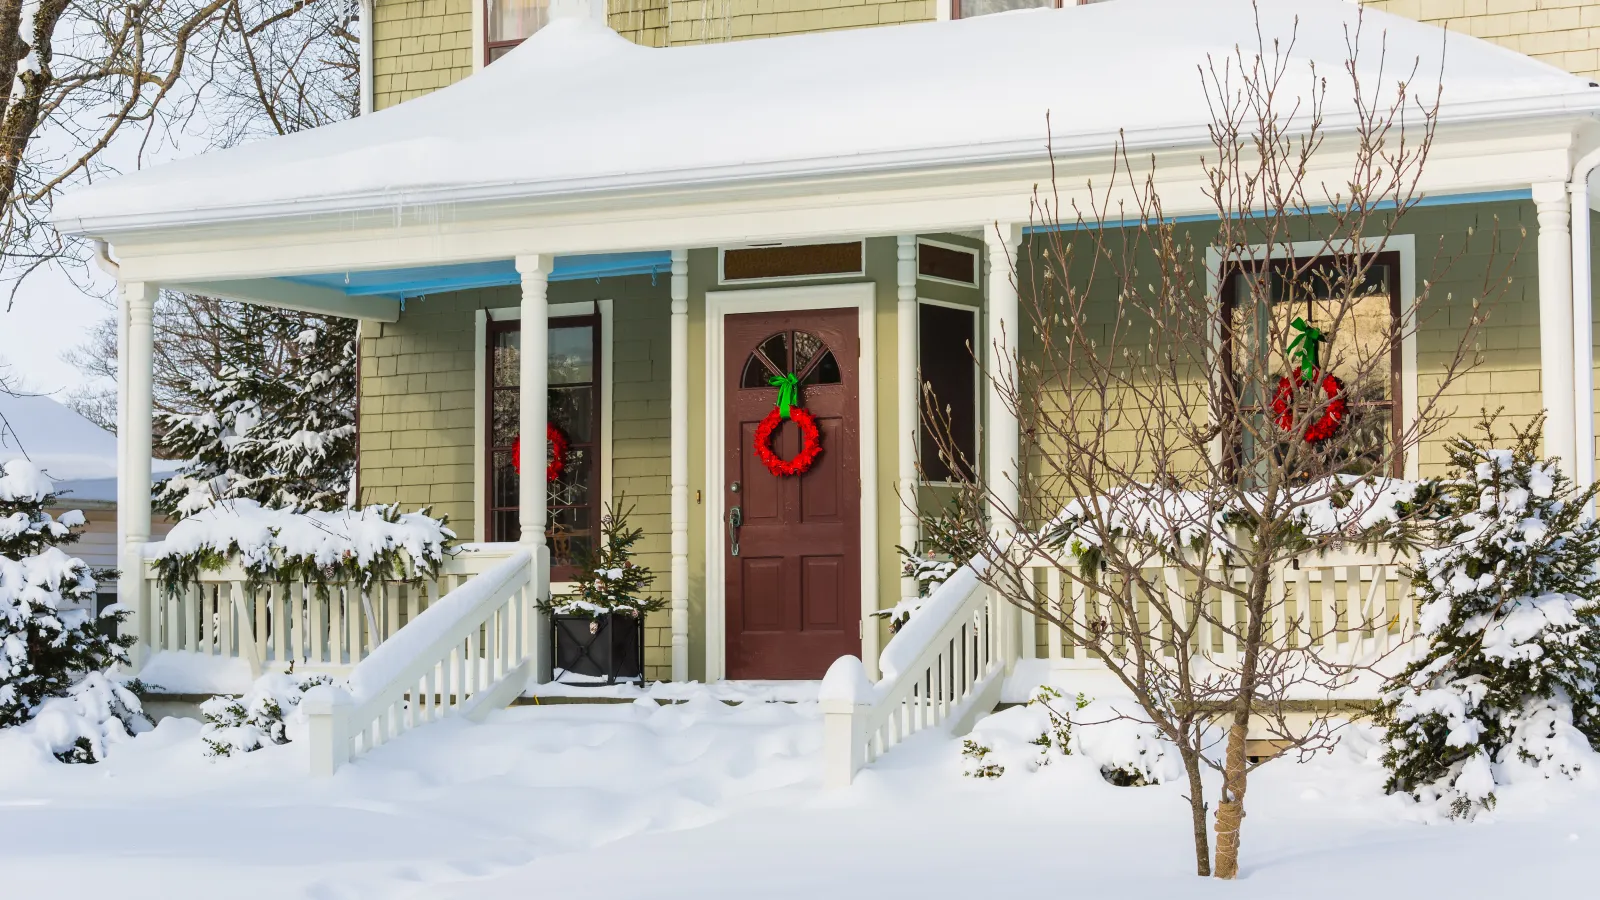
[922,14,1516,879]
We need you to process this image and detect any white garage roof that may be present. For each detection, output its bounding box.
[53,0,1600,234]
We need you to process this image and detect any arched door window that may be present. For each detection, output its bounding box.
[739,329,842,389]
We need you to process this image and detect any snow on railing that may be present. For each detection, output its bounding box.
[301,549,536,775]
[820,561,1009,788]
[1018,546,1414,671]
[137,544,524,680]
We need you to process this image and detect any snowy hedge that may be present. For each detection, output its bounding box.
[1376,428,1600,818]
[151,499,454,595]
[201,669,332,757]
[1,459,143,760]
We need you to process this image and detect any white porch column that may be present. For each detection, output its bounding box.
[669,249,691,682]
[985,224,1028,668]
[516,254,554,682]
[1536,182,1577,469]
[984,224,1023,532]
[119,281,157,671]
[1570,176,1596,500]
[896,235,920,603]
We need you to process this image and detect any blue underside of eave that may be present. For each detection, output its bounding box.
[281,251,673,300]
[1023,189,1535,234]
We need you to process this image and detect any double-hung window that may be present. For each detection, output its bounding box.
[486,0,549,63]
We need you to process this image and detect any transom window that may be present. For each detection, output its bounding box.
[486,315,601,580]
[740,330,842,388]
[1223,252,1402,479]
[486,0,548,63]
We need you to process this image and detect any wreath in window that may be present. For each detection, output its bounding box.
[1271,318,1347,443]
[754,373,824,478]
[512,423,570,484]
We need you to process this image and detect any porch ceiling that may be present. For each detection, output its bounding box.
[280,252,672,300]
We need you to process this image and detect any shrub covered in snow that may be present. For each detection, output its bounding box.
[201,668,334,757]
[960,687,1178,786]
[882,503,985,633]
[1377,424,1600,818]
[1070,697,1185,787]
[24,673,150,763]
[1,460,135,745]
[541,502,661,617]
[152,499,454,596]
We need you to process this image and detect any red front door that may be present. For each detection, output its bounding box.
[724,308,862,680]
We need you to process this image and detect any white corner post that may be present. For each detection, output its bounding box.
[984,224,1027,667]
[516,254,554,683]
[1536,182,1577,471]
[118,281,157,672]
[669,249,691,682]
[1570,169,1597,504]
[896,235,920,604]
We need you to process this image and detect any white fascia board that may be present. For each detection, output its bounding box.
[107,121,1582,286]
[164,278,400,322]
[53,95,1600,238]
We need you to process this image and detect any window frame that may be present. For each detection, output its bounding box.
[1219,250,1405,479]
[483,312,604,582]
[916,298,982,484]
[482,0,547,65]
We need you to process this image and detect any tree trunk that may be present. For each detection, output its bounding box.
[1182,747,1211,876]
[1213,718,1250,879]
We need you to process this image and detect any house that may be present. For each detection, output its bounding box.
[44,0,1600,771]
[0,393,176,613]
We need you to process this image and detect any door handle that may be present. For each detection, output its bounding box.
[727,506,742,557]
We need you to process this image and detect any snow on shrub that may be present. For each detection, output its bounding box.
[201,668,333,757]
[1,459,135,756]
[152,499,454,596]
[1070,698,1184,786]
[960,687,1184,786]
[18,673,150,763]
[1377,423,1600,818]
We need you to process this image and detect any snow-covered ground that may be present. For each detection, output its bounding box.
[0,690,1593,900]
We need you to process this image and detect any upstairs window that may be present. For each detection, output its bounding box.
[953,0,1107,18]
[487,0,549,63]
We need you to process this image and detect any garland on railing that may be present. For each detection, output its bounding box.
[151,500,455,599]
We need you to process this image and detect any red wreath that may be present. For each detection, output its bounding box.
[754,406,823,477]
[513,423,570,484]
[1272,370,1347,443]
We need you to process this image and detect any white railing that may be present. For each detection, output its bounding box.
[137,543,529,681]
[1018,547,1414,677]
[820,564,1008,788]
[301,549,536,774]
[821,545,1413,787]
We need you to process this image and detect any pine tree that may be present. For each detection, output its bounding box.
[156,309,357,517]
[542,501,662,617]
[0,460,134,730]
[1377,420,1600,817]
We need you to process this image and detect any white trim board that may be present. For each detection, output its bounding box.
[1204,235,1419,481]
[472,300,615,542]
[703,283,881,682]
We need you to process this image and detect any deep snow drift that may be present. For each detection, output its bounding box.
[0,685,1594,900]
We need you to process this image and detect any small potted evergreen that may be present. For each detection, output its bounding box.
[541,501,662,685]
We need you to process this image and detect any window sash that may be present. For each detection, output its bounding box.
[1220,251,1404,479]
[485,314,602,581]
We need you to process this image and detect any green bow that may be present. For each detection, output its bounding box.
[1287,317,1324,381]
[768,372,800,418]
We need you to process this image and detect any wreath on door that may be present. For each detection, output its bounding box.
[1270,317,1347,443]
[512,422,571,484]
[754,372,823,477]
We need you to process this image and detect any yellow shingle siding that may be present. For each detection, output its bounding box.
[372,0,474,110]
[1367,0,1600,80]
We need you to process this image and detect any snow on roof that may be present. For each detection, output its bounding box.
[54,0,1600,233]
[0,393,178,491]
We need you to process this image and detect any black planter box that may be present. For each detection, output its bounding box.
[552,612,645,685]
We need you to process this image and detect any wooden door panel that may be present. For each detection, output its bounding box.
[724,307,861,680]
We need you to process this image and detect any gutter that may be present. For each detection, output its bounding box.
[52,91,1600,238]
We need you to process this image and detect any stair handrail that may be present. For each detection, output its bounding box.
[302,548,536,774]
[820,559,1008,787]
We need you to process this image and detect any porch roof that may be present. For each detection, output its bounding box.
[53,0,1600,237]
